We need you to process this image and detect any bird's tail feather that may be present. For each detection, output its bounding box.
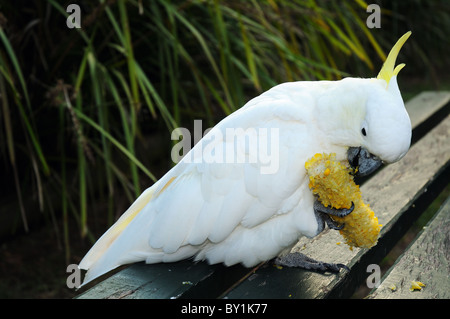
[78,186,156,286]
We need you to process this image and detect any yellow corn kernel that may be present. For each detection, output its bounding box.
[305,153,382,249]
[274,264,283,270]
[410,281,425,291]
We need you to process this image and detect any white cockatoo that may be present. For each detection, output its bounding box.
[79,32,412,286]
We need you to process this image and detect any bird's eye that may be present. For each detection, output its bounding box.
[361,127,367,136]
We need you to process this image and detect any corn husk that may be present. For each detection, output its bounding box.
[305,153,382,249]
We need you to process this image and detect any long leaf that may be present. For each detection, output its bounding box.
[73,108,157,182]
[0,27,30,107]
[0,28,50,175]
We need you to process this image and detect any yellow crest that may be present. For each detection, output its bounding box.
[377,31,411,86]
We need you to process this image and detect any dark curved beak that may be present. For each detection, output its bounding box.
[347,147,383,177]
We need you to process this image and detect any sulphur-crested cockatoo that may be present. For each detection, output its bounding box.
[79,32,412,286]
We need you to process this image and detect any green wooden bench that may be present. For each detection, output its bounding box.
[77,91,450,299]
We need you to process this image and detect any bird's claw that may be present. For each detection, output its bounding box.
[313,199,353,233]
[322,213,345,230]
[275,252,349,273]
[314,200,354,217]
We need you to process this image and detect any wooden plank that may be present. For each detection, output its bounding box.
[368,197,450,299]
[404,91,450,130]
[224,114,450,299]
[77,260,218,299]
[405,91,450,145]
[76,92,450,299]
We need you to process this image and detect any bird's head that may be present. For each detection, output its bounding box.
[316,32,412,177]
[349,31,412,177]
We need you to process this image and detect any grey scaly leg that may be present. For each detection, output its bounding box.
[273,200,354,273]
[275,253,349,272]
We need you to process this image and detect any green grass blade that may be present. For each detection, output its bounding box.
[0,27,30,107]
[346,3,386,62]
[105,75,141,197]
[117,0,140,108]
[160,0,234,109]
[239,15,261,90]
[73,107,157,182]
[134,62,178,131]
[0,27,50,175]
[0,73,15,164]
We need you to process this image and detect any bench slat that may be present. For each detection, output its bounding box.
[77,92,450,299]
[368,197,450,299]
[77,260,222,299]
[405,91,450,131]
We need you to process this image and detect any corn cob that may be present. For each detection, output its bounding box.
[305,153,382,249]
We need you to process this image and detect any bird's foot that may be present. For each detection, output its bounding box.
[313,200,353,233]
[318,212,344,230]
[275,252,349,273]
[314,200,354,217]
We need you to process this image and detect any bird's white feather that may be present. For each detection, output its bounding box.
[78,83,322,286]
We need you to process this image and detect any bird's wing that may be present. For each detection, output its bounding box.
[79,84,320,285]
